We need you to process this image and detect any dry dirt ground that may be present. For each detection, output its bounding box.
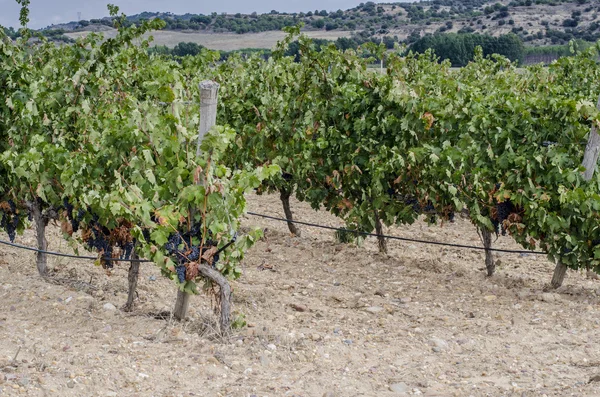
[2,193,600,397]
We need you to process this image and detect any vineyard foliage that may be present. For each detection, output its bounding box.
[2,8,600,297]
[0,9,279,294]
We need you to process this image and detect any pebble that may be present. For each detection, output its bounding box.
[365,306,384,314]
[206,356,220,365]
[343,339,353,345]
[290,304,308,312]
[429,338,449,351]
[149,276,157,281]
[103,303,117,311]
[67,380,75,389]
[311,333,322,341]
[105,392,117,397]
[484,295,497,302]
[541,293,557,303]
[390,382,409,393]
[267,344,276,351]
[260,354,270,367]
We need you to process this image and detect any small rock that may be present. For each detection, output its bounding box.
[400,297,412,304]
[138,373,149,379]
[259,354,270,367]
[589,374,600,383]
[432,347,442,353]
[290,304,308,312]
[311,333,321,341]
[103,303,117,311]
[541,293,556,303]
[65,296,73,304]
[365,306,384,314]
[206,356,220,365]
[17,377,29,387]
[106,392,118,397]
[429,338,448,351]
[67,380,75,389]
[343,339,353,345]
[267,344,276,351]
[149,276,157,281]
[390,382,409,393]
[483,295,497,302]
[323,392,336,397]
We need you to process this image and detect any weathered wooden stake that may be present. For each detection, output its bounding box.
[550,94,600,289]
[124,248,140,312]
[31,200,48,277]
[174,80,222,325]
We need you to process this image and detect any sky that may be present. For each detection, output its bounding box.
[0,0,389,29]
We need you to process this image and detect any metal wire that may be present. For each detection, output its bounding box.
[246,211,548,256]
[0,210,548,261]
[0,238,153,262]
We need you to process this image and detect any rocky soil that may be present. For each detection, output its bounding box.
[1,193,600,397]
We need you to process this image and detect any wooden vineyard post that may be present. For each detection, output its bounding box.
[550,94,600,289]
[124,246,140,312]
[31,200,48,277]
[174,81,232,334]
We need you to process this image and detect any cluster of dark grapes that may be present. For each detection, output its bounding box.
[0,200,20,242]
[164,223,219,283]
[542,141,557,147]
[282,172,293,182]
[492,200,515,236]
[83,214,136,269]
[397,194,454,224]
[121,241,134,260]
[63,198,85,233]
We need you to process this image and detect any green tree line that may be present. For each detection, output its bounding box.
[410,33,525,66]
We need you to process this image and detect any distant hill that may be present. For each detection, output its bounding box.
[39,0,600,49]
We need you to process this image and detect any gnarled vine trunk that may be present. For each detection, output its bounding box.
[480,228,495,277]
[374,210,388,254]
[199,263,232,336]
[280,188,300,237]
[550,260,567,289]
